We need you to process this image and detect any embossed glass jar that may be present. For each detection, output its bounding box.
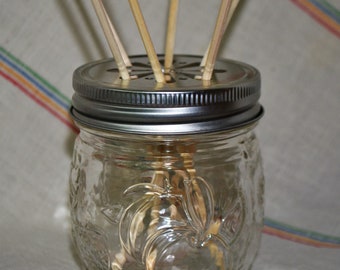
[69,55,264,270]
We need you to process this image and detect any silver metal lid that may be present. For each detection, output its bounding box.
[71,55,263,134]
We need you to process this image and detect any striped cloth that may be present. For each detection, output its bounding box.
[1,0,339,269]
[2,44,340,249]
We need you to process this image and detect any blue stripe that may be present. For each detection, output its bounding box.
[309,0,340,24]
[0,53,70,110]
[264,218,340,245]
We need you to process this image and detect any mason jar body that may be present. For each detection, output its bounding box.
[69,55,264,269]
[69,124,264,270]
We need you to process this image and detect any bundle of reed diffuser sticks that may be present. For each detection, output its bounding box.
[90,1,241,269]
[91,0,240,83]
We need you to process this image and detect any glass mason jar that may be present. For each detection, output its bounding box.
[69,55,264,270]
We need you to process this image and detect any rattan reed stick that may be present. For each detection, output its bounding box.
[164,0,179,73]
[201,0,240,68]
[96,1,131,67]
[91,0,130,80]
[224,0,240,33]
[202,0,232,81]
[128,0,165,83]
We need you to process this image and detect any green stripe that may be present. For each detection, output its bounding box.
[265,217,340,244]
[321,0,340,17]
[0,47,71,104]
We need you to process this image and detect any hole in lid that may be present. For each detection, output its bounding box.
[145,77,153,80]
[179,77,188,80]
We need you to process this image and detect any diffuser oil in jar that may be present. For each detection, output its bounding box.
[69,55,264,270]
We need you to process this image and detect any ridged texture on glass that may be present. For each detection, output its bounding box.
[69,126,264,270]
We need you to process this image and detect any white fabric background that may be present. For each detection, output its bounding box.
[1,0,339,269]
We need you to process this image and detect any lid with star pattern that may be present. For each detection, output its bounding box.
[71,55,263,134]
